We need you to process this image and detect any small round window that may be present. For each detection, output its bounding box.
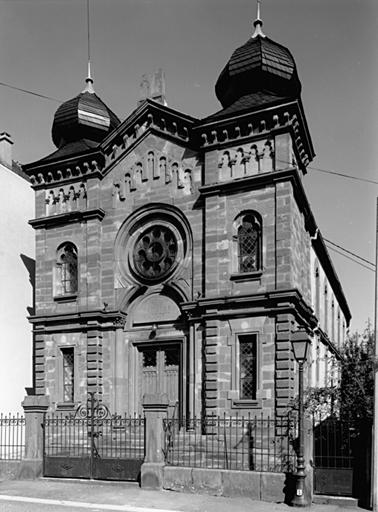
[133,225,178,281]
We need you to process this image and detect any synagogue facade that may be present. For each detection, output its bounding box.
[23,17,351,420]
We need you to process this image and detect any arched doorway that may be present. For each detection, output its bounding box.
[120,292,186,419]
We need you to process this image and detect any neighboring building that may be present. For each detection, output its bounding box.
[0,133,34,412]
[23,14,350,419]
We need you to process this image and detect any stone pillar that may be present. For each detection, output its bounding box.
[303,416,314,504]
[141,393,169,490]
[20,395,49,479]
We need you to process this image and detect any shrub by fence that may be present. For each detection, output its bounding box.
[0,414,25,460]
[164,413,297,473]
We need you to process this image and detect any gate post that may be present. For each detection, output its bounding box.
[141,393,169,490]
[19,395,50,479]
[303,415,314,503]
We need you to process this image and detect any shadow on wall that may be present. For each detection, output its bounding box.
[20,254,35,316]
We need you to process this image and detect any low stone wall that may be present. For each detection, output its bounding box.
[163,466,295,503]
[0,460,22,481]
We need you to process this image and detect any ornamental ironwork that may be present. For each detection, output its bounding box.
[133,225,177,281]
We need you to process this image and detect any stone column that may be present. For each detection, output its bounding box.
[20,395,49,479]
[303,416,314,503]
[141,393,169,490]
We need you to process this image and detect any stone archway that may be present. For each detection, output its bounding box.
[114,292,187,417]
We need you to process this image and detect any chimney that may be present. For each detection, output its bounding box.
[0,132,13,168]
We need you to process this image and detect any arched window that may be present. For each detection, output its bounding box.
[237,213,262,273]
[56,243,78,295]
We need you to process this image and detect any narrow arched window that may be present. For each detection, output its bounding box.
[237,214,261,273]
[56,243,78,295]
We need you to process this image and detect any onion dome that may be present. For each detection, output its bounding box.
[52,76,120,149]
[215,11,301,110]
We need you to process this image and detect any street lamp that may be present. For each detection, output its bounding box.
[291,328,310,507]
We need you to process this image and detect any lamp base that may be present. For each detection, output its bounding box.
[291,473,309,507]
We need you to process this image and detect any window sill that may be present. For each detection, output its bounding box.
[230,271,262,282]
[54,293,78,303]
[231,399,262,409]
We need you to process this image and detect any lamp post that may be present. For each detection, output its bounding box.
[291,329,310,507]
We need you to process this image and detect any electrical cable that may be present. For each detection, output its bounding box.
[323,238,375,268]
[325,244,375,272]
[0,81,62,103]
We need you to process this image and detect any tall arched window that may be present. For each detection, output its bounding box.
[56,243,78,296]
[237,213,262,273]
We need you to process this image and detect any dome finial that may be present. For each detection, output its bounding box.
[83,0,95,93]
[252,0,266,38]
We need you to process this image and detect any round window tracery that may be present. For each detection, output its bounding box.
[133,225,178,280]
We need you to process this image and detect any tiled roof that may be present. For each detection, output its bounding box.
[28,139,99,167]
[202,91,292,123]
[52,91,120,148]
[215,34,301,109]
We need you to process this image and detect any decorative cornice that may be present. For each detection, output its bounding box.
[194,99,315,171]
[29,309,127,332]
[27,156,104,190]
[29,208,105,229]
[181,288,317,327]
[100,100,197,176]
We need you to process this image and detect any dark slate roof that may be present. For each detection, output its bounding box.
[26,139,99,168]
[215,35,301,110]
[201,91,293,123]
[52,90,120,149]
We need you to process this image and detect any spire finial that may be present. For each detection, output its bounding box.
[83,0,95,93]
[252,0,266,38]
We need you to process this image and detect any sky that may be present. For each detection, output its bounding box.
[0,0,377,334]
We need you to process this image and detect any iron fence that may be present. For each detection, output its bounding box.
[0,413,25,460]
[44,412,145,461]
[164,413,297,473]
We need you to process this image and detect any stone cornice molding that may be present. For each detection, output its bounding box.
[28,309,127,332]
[24,153,105,190]
[100,99,198,177]
[194,99,314,171]
[29,208,106,229]
[181,288,316,325]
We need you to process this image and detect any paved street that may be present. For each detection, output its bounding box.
[0,479,364,512]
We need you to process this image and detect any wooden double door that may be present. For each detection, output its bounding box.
[138,343,181,417]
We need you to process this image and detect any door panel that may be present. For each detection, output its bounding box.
[139,344,180,417]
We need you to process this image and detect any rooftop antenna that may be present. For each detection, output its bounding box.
[252,0,266,38]
[83,0,95,92]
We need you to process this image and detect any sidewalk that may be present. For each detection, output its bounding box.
[0,478,364,512]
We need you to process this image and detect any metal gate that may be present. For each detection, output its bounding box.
[43,393,145,481]
[313,417,371,498]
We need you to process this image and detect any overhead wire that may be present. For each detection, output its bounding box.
[325,244,375,272]
[0,81,62,103]
[323,238,375,268]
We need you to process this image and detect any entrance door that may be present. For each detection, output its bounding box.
[139,344,181,417]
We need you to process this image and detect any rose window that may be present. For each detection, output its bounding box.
[133,225,178,280]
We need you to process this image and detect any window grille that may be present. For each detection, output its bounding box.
[239,334,257,400]
[57,243,78,295]
[237,215,261,273]
[61,347,74,402]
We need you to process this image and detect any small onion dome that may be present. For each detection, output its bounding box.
[215,25,301,109]
[52,79,120,149]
